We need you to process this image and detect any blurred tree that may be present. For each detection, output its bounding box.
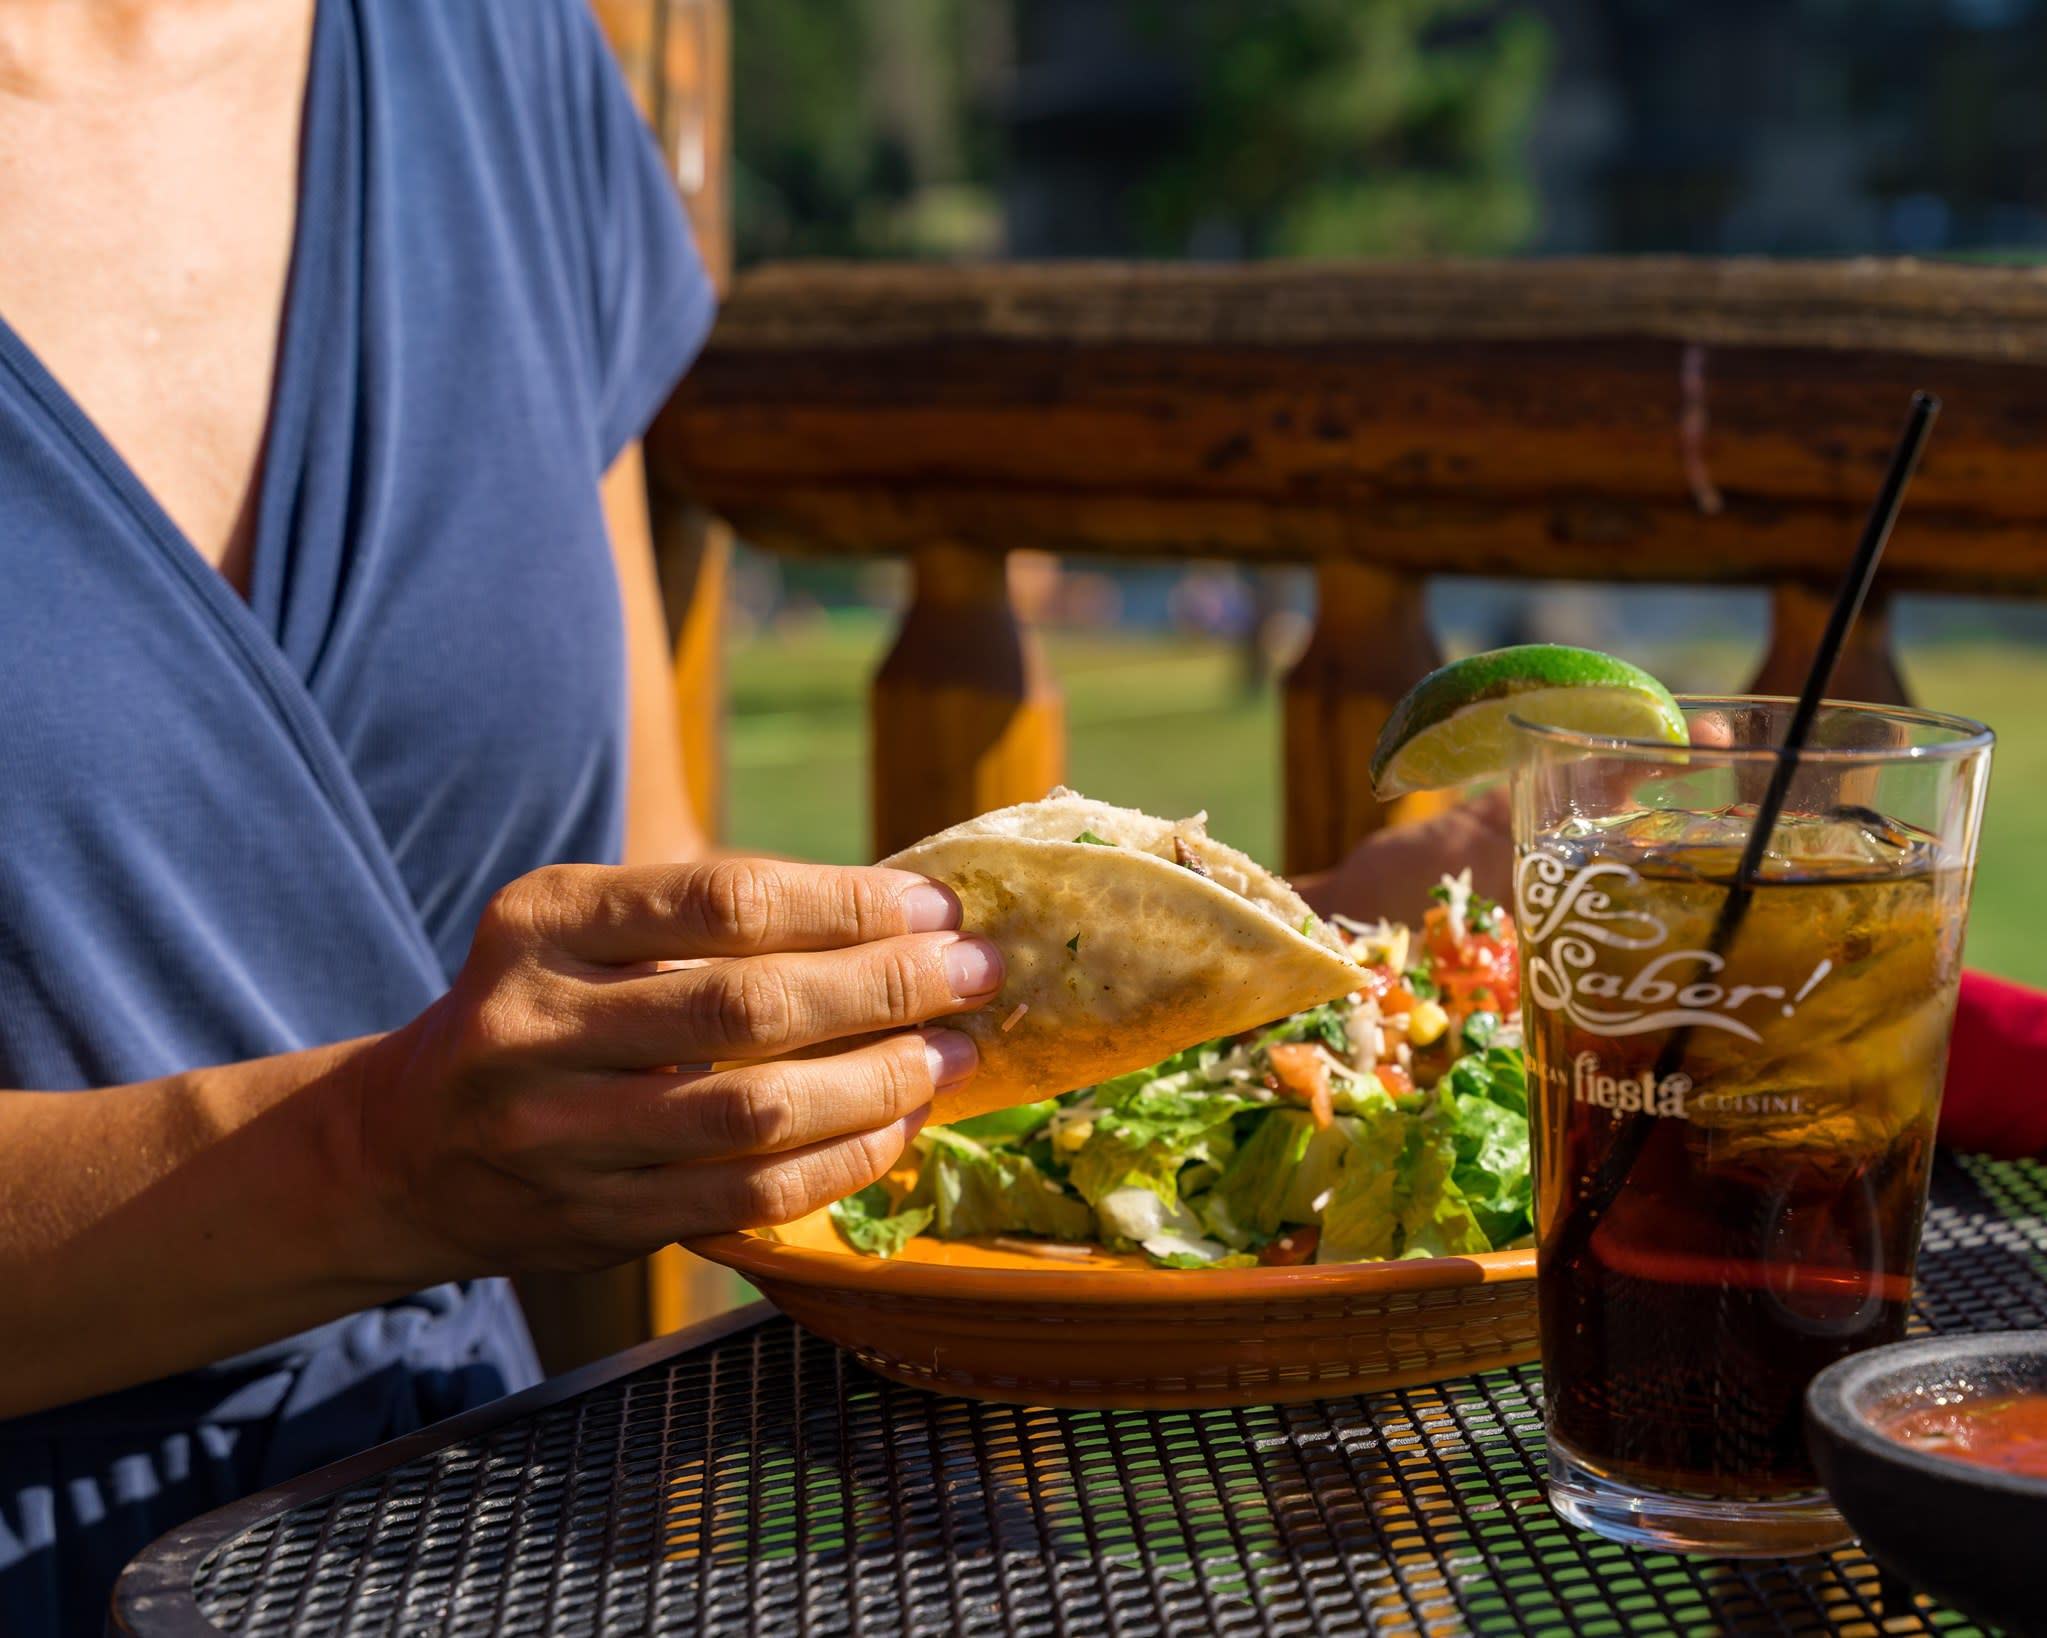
[732,0,1006,263]
[1135,0,1550,258]
[732,1,1551,266]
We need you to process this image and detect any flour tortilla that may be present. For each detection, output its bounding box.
[884,789,1363,1123]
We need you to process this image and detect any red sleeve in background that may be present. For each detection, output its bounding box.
[1938,970,2047,1159]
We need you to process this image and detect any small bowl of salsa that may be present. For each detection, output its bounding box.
[1879,1386,2047,1479]
[1807,1331,2047,1633]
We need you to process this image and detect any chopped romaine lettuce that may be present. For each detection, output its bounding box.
[907,1127,1093,1241]
[1206,1108,1316,1239]
[1095,1184,1208,1247]
[829,1184,934,1259]
[1149,1242,1258,1270]
[1395,1116,1494,1258]
[949,1100,1060,1146]
[1277,1116,1365,1224]
[1431,1079,1533,1246]
[1312,1100,1410,1263]
[1067,1080,1259,1235]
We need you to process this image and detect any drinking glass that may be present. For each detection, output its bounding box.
[1510,697,1992,1555]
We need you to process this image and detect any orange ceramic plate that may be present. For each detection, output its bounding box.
[687,1211,1537,1409]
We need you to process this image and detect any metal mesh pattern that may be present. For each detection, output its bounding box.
[177,1155,2045,1636]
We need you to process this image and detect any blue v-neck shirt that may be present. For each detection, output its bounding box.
[0,0,713,1627]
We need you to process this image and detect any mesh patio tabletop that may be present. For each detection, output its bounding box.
[112,1152,2047,1637]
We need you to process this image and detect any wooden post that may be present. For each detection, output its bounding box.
[1748,583,1911,705]
[1282,562,1451,876]
[870,545,1066,859]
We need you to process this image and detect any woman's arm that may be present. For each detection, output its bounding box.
[0,859,999,1418]
[0,1038,406,1417]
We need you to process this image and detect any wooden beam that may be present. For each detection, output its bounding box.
[676,259,2047,359]
[649,260,2047,596]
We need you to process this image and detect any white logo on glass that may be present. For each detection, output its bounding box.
[1514,851,1831,1042]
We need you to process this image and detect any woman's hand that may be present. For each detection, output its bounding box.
[354,858,1001,1281]
[1300,788,1513,929]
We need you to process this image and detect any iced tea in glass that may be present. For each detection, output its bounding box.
[1511,698,1991,1555]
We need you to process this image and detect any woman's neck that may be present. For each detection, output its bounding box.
[0,0,289,102]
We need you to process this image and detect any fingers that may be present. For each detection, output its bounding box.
[518,1030,977,1169]
[602,1106,930,1243]
[567,933,1004,1069]
[480,858,962,965]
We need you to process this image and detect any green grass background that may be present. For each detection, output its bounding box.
[724,617,2047,987]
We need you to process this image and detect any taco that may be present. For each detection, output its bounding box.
[884,789,1362,1123]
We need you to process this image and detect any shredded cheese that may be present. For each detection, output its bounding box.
[994,1237,1095,1261]
[1438,868,1475,940]
[1345,996,1383,1072]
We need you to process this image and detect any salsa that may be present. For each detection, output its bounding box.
[1879,1390,2047,1479]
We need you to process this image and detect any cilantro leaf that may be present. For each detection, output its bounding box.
[829,1184,934,1259]
[1460,1010,1501,1053]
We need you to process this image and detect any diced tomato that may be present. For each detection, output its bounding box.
[1376,1062,1415,1097]
[1358,964,1416,1016]
[1265,1042,1335,1129]
[1260,1225,1320,1266]
[1422,905,1520,1031]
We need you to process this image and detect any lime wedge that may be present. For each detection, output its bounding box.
[1371,645,1686,797]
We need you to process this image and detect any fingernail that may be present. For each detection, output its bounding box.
[900,1103,932,1140]
[923,1028,979,1087]
[902,881,961,933]
[943,936,1003,999]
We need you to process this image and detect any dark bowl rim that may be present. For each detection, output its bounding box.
[1807,1331,2047,1500]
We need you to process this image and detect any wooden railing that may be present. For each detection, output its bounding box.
[648,257,2047,871]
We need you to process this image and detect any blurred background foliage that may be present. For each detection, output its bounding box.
[714,0,2047,981]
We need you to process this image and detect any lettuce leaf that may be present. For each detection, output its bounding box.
[1395,1118,1494,1259]
[1068,1087,1256,1207]
[829,1184,934,1259]
[1277,1115,1367,1225]
[1313,1101,1411,1263]
[948,1100,1060,1145]
[1316,1097,1493,1263]
[1442,1043,1528,1117]
[1433,1082,1533,1247]
[907,1128,1093,1241]
[1206,1109,1316,1240]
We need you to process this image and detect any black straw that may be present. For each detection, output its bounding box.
[1546,390,1941,1276]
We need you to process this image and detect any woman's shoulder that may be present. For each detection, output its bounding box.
[364,0,631,138]
[348,0,710,463]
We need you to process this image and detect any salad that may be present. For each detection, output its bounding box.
[831,872,1531,1269]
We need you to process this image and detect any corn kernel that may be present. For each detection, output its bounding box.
[1053,1118,1094,1153]
[1408,998,1450,1047]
